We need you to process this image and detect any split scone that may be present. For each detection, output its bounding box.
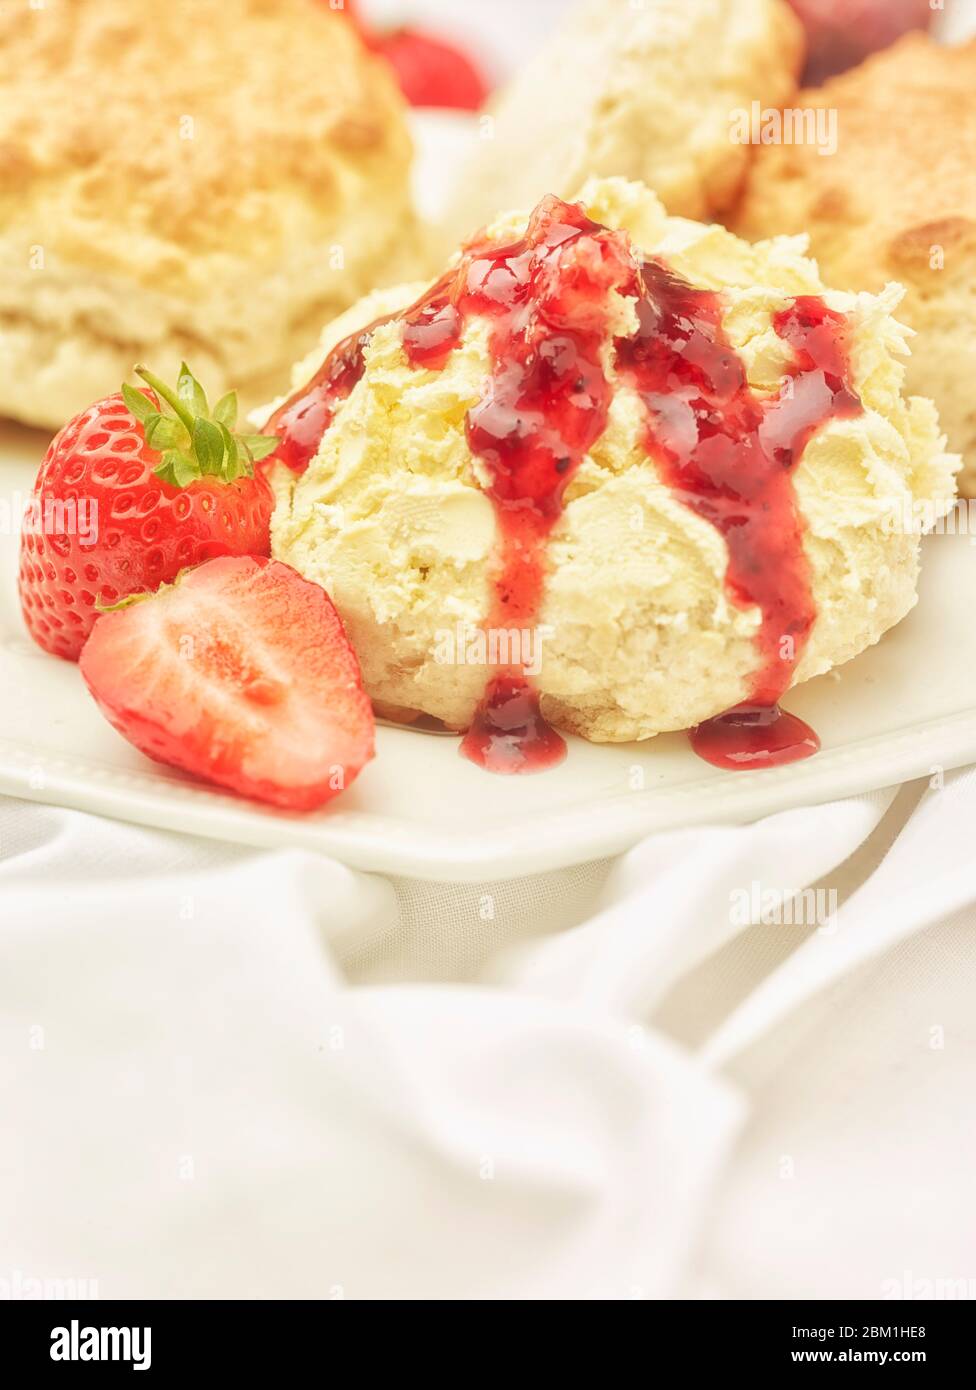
[0,0,415,431]
[431,0,804,258]
[265,178,956,745]
[733,35,976,495]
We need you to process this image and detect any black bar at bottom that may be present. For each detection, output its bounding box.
[0,1297,967,1375]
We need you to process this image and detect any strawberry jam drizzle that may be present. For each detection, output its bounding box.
[402,197,636,773]
[266,313,397,474]
[617,282,861,769]
[266,197,864,775]
[266,272,473,473]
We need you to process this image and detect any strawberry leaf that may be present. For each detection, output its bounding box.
[213,391,238,430]
[144,413,183,451]
[122,383,155,423]
[193,418,224,476]
[177,361,208,418]
[242,435,279,463]
[218,423,243,479]
[155,449,198,488]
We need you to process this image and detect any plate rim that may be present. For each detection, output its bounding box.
[1,706,973,881]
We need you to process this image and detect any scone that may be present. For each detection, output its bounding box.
[265,178,956,751]
[0,0,415,432]
[432,0,804,257]
[732,34,976,494]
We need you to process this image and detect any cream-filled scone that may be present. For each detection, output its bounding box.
[431,0,804,259]
[0,0,415,431]
[266,178,956,766]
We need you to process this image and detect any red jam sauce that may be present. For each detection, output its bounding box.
[689,702,821,771]
[616,283,861,770]
[460,673,568,774]
[265,312,397,474]
[402,196,635,773]
[266,197,864,775]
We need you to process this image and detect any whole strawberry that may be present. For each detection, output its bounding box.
[378,28,490,110]
[19,364,277,661]
[340,2,489,110]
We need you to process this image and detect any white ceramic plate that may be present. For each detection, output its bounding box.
[2,407,975,880]
[3,111,976,881]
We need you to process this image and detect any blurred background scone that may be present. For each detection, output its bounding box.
[432,0,804,257]
[732,34,976,495]
[0,0,415,431]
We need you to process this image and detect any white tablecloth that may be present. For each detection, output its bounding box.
[3,769,975,1300]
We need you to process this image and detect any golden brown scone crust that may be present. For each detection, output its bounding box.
[0,0,415,429]
[430,0,804,262]
[732,34,976,494]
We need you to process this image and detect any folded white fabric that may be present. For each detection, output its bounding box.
[2,770,974,1299]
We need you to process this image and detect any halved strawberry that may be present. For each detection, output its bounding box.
[79,557,375,811]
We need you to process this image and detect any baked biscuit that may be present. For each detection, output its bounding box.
[432,0,804,257]
[733,34,976,494]
[0,0,415,431]
[268,179,956,744]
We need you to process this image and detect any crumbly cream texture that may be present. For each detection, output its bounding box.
[0,0,416,430]
[732,34,976,497]
[431,0,803,261]
[271,178,958,744]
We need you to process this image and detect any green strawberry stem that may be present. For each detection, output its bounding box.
[134,364,196,436]
[122,361,279,488]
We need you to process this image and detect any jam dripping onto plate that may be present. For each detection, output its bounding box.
[265,198,864,775]
[402,197,635,773]
[690,703,821,771]
[460,673,568,774]
[616,281,861,770]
